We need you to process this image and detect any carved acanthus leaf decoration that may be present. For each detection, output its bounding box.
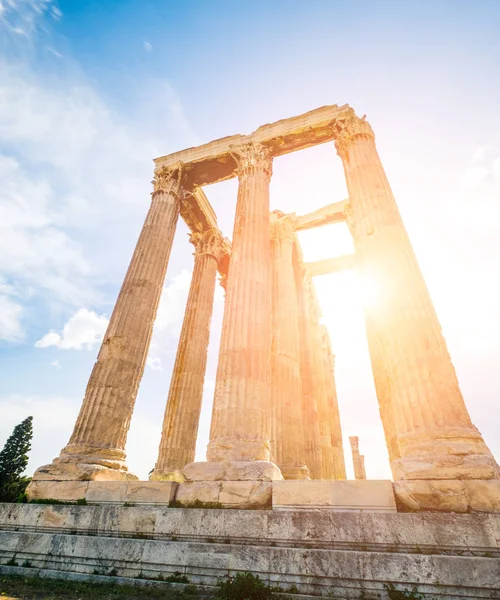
[331,115,374,161]
[231,142,273,179]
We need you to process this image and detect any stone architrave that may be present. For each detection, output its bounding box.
[334,115,500,510]
[295,257,323,479]
[319,324,346,479]
[30,167,186,483]
[185,142,282,482]
[150,229,229,482]
[270,211,309,480]
[349,436,367,480]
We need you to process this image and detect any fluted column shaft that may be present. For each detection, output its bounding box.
[270,212,309,479]
[296,269,323,479]
[320,325,346,479]
[151,230,228,481]
[335,114,498,481]
[54,168,184,478]
[207,143,275,463]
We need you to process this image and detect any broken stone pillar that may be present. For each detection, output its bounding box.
[319,324,346,480]
[30,167,186,484]
[295,256,323,480]
[334,114,500,511]
[349,436,367,480]
[184,142,282,485]
[270,211,309,480]
[150,229,229,482]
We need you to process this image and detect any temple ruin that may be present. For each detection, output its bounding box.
[27,104,500,513]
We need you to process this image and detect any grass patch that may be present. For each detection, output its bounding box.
[0,573,199,599]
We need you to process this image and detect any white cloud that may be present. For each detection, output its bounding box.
[0,295,24,341]
[155,269,192,336]
[50,359,61,368]
[146,356,163,371]
[143,41,152,52]
[35,308,108,350]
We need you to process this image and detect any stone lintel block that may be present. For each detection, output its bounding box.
[27,480,90,502]
[125,482,177,504]
[394,479,500,513]
[272,480,397,512]
[175,481,272,509]
[26,480,178,505]
[183,460,283,482]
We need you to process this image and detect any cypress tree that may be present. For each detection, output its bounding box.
[0,416,33,502]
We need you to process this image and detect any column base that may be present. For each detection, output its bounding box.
[149,469,185,483]
[183,460,283,482]
[392,429,500,481]
[393,478,500,513]
[31,444,137,483]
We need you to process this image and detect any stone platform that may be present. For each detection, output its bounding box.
[1,503,500,598]
[27,479,397,511]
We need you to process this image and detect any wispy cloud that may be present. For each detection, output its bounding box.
[143,40,152,52]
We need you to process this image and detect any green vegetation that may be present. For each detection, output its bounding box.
[169,499,223,509]
[27,497,87,506]
[0,574,199,599]
[215,572,275,599]
[0,417,33,503]
[385,583,426,600]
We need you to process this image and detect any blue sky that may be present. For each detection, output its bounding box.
[1,0,499,480]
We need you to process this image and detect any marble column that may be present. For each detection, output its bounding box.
[201,142,281,480]
[296,266,323,479]
[270,211,309,480]
[150,229,228,482]
[319,324,346,479]
[32,167,185,482]
[349,436,366,480]
[334,113,499,508]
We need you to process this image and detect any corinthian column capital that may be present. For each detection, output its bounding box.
[189,229,229,262]
[152,164,188,198]
[332,115,375,161]
[232,142,273,179]
[270,210,295,243]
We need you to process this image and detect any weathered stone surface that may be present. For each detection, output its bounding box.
[270,211,309,480]
[150,229,228,482]
[273,480,396,511]
[183,461,282,482]
[207,143,275,467]
[176,481,272,508]
[31,168,185,483]
[349,436,367,480]
[394,478,500,513]
[336,113,500,510]
[1,505,500,598]
[27,480,178,505]
[27,481,89,501]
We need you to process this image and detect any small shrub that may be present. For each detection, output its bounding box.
[76,498,87,505]
[165,571,189,583]
[21,560,32,568]
[385,583,425,600]
[108,568,118,576]
[6,557,17,566]
[216,572,275,599]
[287,583,299,594]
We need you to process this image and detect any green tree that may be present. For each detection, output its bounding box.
[0,416,33,502]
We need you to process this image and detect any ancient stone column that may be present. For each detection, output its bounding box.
[295,264,323,480]
[349,436,366,480]
[191,142,281,480]
[32,167,186,482]
[334,113,499,510]
[270,211,309,480]
[150,229,229,482]
[319,324,346,479]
